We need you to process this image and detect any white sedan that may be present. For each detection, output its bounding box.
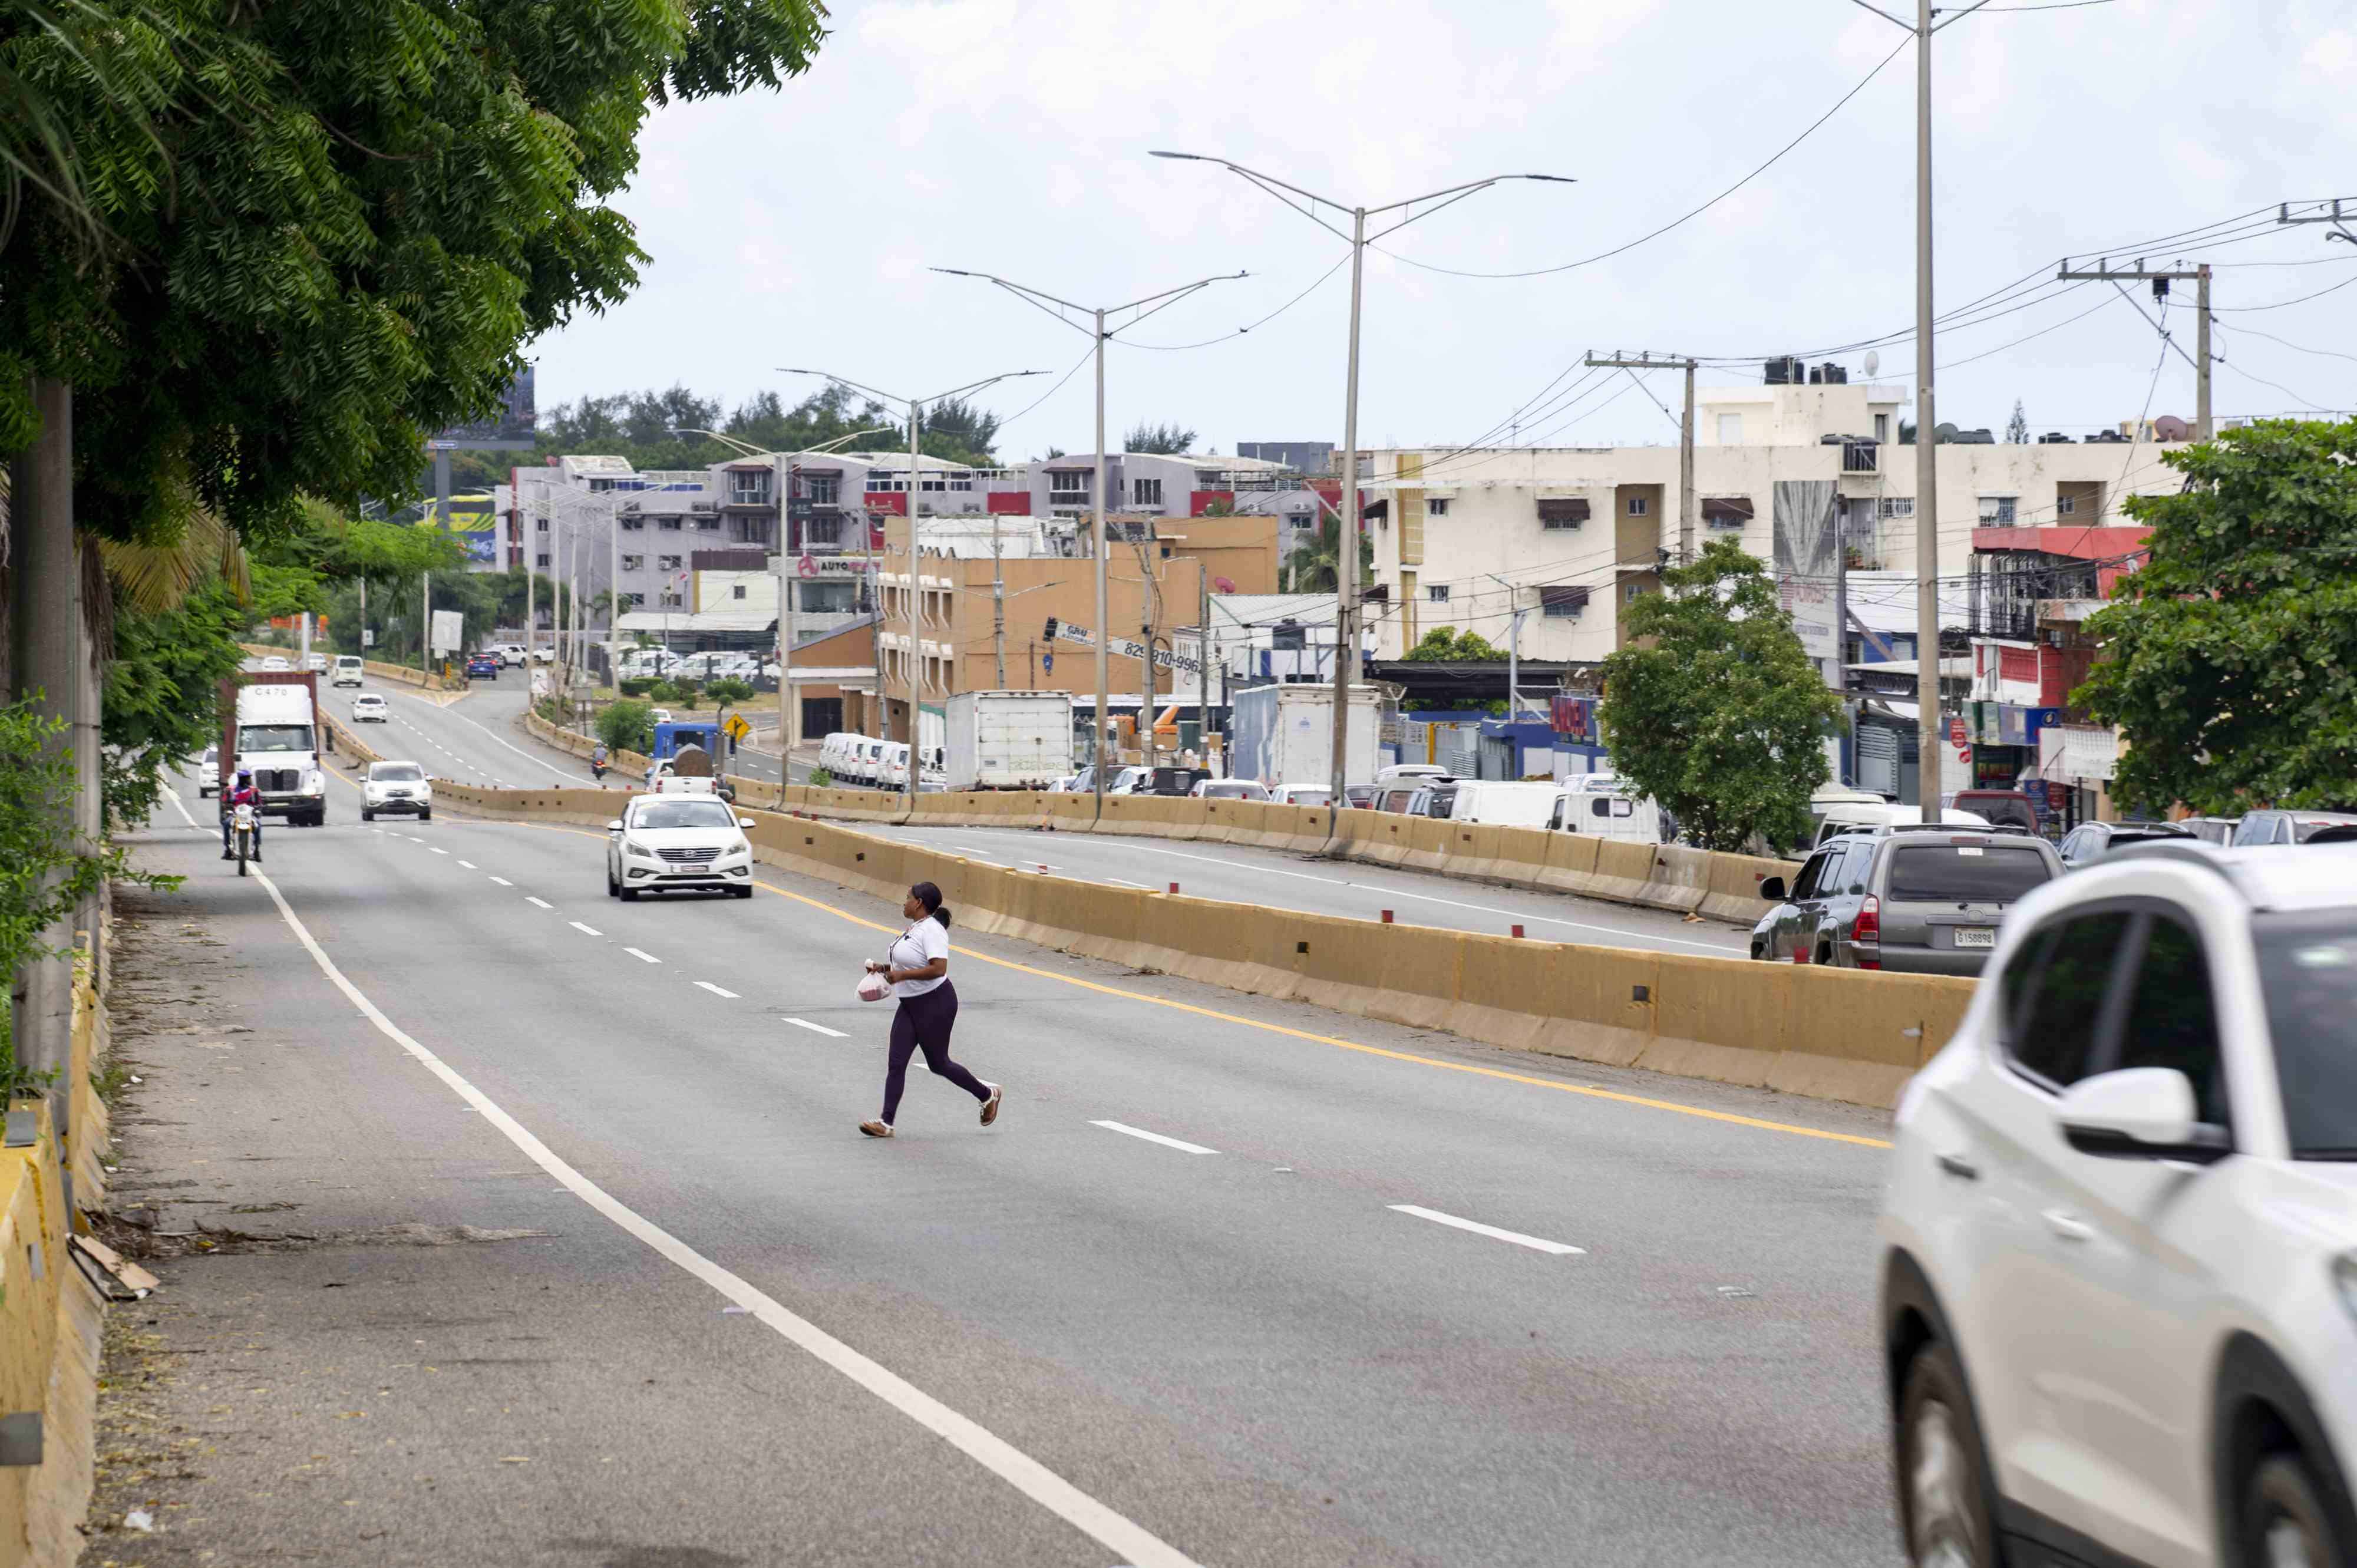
[606,793,756,902]
[1190,778,1270,801]
[359,761,431,821]
[352,693,390,722]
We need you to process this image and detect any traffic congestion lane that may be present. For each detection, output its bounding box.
[222,791,1903,1565]
[851,816,1754,958]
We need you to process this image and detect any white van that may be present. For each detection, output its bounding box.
[331,655,364,688]
[1376,763,1451,786]
[1447,780,1562,829]
[818,732,854,778]
[855,738,886,787]
[1810,799,1991,848]
[1549,788,1666,844]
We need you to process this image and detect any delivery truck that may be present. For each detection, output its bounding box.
[218,671,327,826]
[1229,684,1381,789]
[945,691,1075,791]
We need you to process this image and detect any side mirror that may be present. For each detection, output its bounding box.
[606,819,625,833]
[1758,876,1788,902]
[2056,1068,2229,1163]
[738,817,755,829]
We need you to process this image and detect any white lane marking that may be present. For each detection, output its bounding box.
[569,921,602,936]
[1104,877,1153,889]
[894,827,1742,955]
[396,692,581,781]
[1388,1204,1584,1256]
[695,981,740,999]
[954,846,997,856]
[525,896,553,909]
[430,847,449,855]
[624,948,661,965]
[785,1018,847,1038]
[1091,1120,1218,1156]
[490,876,514,887]
[458,860,477,869]
[245,870,1198,1568]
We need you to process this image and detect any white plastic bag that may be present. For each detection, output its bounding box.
[857,970,890,1003]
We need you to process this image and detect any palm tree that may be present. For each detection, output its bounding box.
[1283,513,1372,593]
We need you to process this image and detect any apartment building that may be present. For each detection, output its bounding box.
[1363,375,2192,669]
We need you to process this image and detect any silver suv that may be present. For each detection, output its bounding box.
[1751,826,2063,973]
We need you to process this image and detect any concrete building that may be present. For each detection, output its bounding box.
[1361,378,2193,669]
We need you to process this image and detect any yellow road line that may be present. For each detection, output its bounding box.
[476,814,1894,1151]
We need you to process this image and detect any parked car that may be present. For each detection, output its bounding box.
[1372,784,1425,814]
[1375,763,1450,786]
[650,708,674,727]
[2231,808,2357,846]
[1404,782,1460,818]
[352,694,390,723]
[1191,778,1269,801]
[2057,818,2193,869]
[1548,788,1667,844]
[493,642,528,666]
[1105,765,1151,795]
[466,653,500,679]
[1342,785,1378,810]
[331,655,365,688]
[1752,824,2062,972]
[197,744,220,797]
[1146,766,1210,796]
[1879,839,2357,1568]
[1270,784,1332,808]
[2178,814,2241,846]
[359,760,431,821]
[1446,780,1560,828]
[1950,788,2042,836]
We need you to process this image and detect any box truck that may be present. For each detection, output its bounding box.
[219,671,327,826]
[945,691,1075,791]
[1230,684,1381,788]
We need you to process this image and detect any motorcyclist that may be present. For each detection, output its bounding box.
[590,741,609,782]
[220,768,263,863]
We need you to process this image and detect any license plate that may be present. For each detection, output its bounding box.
[1953,927,1996,949]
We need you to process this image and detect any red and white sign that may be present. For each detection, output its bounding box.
[797,553,817,577]
[1948,717,1968,747]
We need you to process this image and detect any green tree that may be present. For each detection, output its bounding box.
[100,576,250,828]
[1124,420,1196,456]
[2006,398,2030,445]
[596,698,656,757]
[1599,539,1842,852]
[706,676,755,705]
[1284,511,1372,593]
[2078,418,2357,814]
[1402,626,1505,662]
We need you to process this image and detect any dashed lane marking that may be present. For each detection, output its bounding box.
[1389,1204,1584,1256]
[1091,1120,1217,1156]
[695,981,740,999]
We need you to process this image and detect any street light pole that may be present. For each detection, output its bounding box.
[1148,152,1573,824]
[932,265,1246,824]
[778,368,1049,807]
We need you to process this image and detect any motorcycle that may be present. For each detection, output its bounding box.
[230,801,257,876]
[590,758,608,783]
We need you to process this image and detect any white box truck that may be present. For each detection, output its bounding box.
[945,691,1075,791]
[1230,684,1381,788]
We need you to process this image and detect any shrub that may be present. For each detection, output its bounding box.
[596,699,657,757]
[618,678,655,698]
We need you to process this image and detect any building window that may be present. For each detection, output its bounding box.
[1047,470,1090,502]
[621,554,644,572]
[1540,585,1589,618]
[1979,494,2018,525]
[2056,494,2077,516]
[659,517,683,532]
[536,517,548,533]
[1878,497,1915,519]
[588,478,614,493]
[729,473,771,506]
[1627,495,1650,517]
[658,555,684,571]
[806,475,840,506]
[1717,413,1744,444]
[1703,497,1755,530]
[695,516,720,530]
[732,583,748,600]
[620,516,645,532]
[1131,477,1163,507]
[660,592,684,609]
[1427,584,1451,603]
[536,553,550,569]
[1874,412,1890,443]
[1427,497,1450,517]
[622,592,645,608]
[1536,497,1590,530]
[1625,582,1649,603]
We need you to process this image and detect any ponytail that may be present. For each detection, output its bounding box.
[932,906,953,930]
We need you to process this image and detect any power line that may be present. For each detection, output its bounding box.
[1113,251,1354,351]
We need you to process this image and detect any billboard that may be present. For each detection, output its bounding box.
[430,609,464,656]
[1771,480,1840,661]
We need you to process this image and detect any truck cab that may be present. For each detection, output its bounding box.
[229,677,326,826]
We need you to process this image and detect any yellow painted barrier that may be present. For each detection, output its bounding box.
[0,1097,106,1568]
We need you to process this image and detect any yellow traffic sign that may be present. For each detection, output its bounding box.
[721,712,751,741]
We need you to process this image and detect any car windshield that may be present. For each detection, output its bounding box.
[633,800,736,830]
[1886,843,2052,903]
[2255,910,2357,1157]
[239,724,312,752]
[372,764,424,782]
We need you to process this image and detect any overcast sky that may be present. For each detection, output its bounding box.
[531,0,2357,460]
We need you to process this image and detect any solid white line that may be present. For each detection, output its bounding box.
[569,921,602,936]
[785,1018,848,1038]
[525,896,553,909]
[244,870,1196,1568]
[1388,1204,1584,1255]
[695,981,740,999]
[1090,1120,1218,1156]
[624,948,661,965]
[490,876,513,887]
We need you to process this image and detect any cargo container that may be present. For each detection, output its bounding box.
[945,691,1075,791]
[1230,684,1381,788]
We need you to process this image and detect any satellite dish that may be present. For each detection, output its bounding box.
[1864,349,1880,377]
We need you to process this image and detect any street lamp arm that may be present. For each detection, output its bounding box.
[777,367,909,407]
[668,425,767,458]
[916,367,1051,406]
[1840,0,1914,28]
[1928,0,1998,32]
[1150,150,1349,213]
[1365,183,1504,245]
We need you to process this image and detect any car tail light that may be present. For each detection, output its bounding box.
[1852,894,1881,969]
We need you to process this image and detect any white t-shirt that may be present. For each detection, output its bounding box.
[888,918,950,999]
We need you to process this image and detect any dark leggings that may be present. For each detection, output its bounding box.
[882,982,988,1123]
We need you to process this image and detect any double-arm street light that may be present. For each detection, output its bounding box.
[1148,152,1573,821]
[778,367,1049,805]
[931,266,1246,822]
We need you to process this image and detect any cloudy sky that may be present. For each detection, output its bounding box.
[532,0,2357,460]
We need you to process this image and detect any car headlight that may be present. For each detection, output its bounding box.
[2333,1253,2357,1324]
[623,838,654,859]
[724,839,751,859]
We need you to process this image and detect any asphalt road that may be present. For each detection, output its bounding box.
[344,671,1745,959]
[117,761,1904,1566]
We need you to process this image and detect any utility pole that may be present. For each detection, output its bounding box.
[1198,562,1211,774]
[778,493,798,767]
[1584,351,1698,562]
[992,513,1006,688]
[2057,259,2215,440]
[421,569,431,677]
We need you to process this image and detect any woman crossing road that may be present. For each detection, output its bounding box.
[860,882,1001,1138]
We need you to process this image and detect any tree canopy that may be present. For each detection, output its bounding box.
[1402,627,1504,662]
[1284,511,1371,593]
[1124,420,1196,455]
[532,383,1008,473]
[1,0,828,549]
[2078,417,2357,814]
[1599,540,1842,852]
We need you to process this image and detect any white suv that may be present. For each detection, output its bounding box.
[1880,840,2357,1568]
[360,761,432,821]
